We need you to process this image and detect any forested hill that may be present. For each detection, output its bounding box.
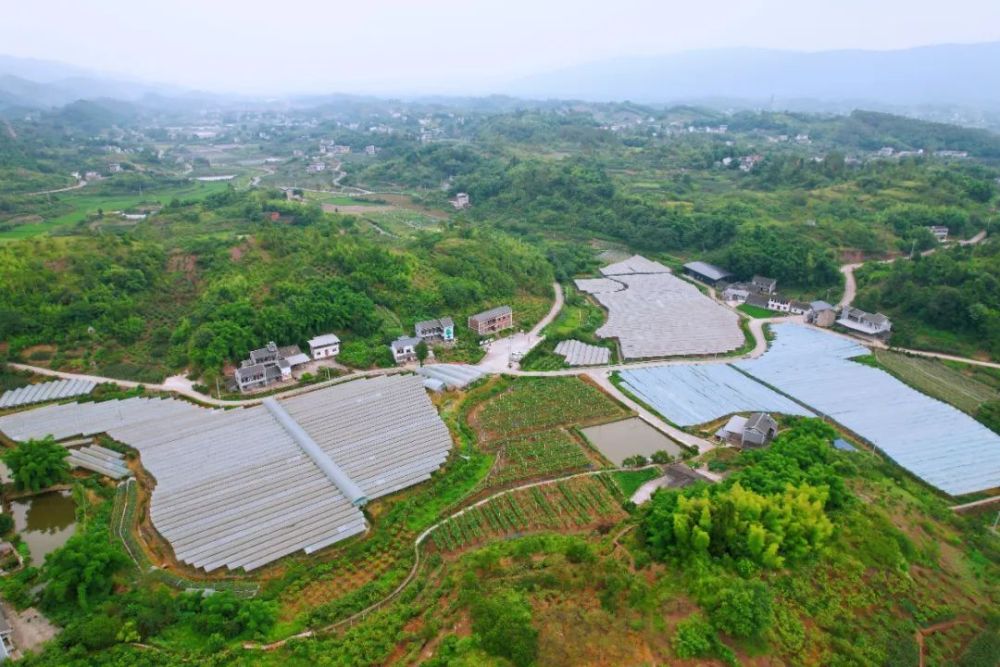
[855,240,1000,361]
[839,111,1000,158]
[0,189,553,383]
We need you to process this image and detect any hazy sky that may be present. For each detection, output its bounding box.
[3,0,999,95]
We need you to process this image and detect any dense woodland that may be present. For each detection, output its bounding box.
[856,242,1000,359]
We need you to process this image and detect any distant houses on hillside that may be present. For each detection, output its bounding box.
[715,271,892,338]
[234,341,309,393]
[450,192,470,210]
[927,226,949,242]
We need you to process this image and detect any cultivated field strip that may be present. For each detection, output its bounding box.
[554,339,611,366]
[619,364,814,426]
[429,475,626,552]
[576,265,744,359]
[0,378,96,408]
[0,374,453,571]
[737,324,1000,496]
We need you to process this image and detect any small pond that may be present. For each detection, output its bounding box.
[10,490,77,565]
[582,417,685,466]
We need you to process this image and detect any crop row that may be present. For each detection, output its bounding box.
[430,476,625,552]
[490,429,593,486]
[475,377,626,437]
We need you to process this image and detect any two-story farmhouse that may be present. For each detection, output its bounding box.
[415,317,455,344]
[234,342,311,393]
[468,306,513,336]
[715,412,779,449]
[308,333,341,359]
[390,336,422,364]
[837,306,892,339]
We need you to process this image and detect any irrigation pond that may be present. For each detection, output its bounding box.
[10,490,76,565]
[582,417,685,465]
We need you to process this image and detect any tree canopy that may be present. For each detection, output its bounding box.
[2,436,71,492]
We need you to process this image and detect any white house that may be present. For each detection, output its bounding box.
[391,336,421,364]
[308,333,341,360]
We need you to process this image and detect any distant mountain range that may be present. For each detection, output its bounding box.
[0,54,189,110]
[3,43,1000,118]
[507,42,1000,109]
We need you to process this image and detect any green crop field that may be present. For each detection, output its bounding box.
[0,181,231,241]
[429,475,626,551]
[473,376,627,438]
[611,468,662,497]
[738,303,779,319]
[874,349,999,414]
[488,429,595,486]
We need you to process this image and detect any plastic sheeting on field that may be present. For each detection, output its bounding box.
[554,340,611,366]
[0,379,96,408]
[619,364,814,427]
[737,324,1000,496]
[576,270,744,359]
[416,364,484,389]
[0,375,453,571]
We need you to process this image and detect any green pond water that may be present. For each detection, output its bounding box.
[10,490,77,565]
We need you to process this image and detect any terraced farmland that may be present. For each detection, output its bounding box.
[429,476,626,552]
[473,377,627,438]
[488,429,595,486]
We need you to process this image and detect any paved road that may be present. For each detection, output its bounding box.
[838,229,988,309]
[476,283,564,373]
[5,362,405,408]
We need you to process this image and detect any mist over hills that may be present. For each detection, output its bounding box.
[508,42,1000,108]
[1,42,1000,128]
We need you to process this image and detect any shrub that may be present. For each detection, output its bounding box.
[672,615,716,658]
[651,450,674,464]
[709,579,774,639]
[622,455,649,467]
[471,588,538,667]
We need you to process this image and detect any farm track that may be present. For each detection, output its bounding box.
[838,229,989,310]
[23,179,88,196]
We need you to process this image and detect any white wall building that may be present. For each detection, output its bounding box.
[308,334,341,360]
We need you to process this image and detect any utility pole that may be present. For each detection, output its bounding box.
[215,377,221,399]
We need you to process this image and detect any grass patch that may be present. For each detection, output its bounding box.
[0,180,230,240]
[473,376,627,439]
[738,303,776,319]
[611,468,661,497]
